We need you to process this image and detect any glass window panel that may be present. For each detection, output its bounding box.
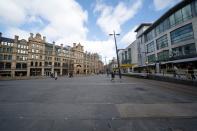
[156,35,168,50]
[170,24,193,44]
[170,14,175,27]
[163,18,170,31]
[146,41,155,53]
[182,4,192,21]
[174,9,183,24]
[147,54,156,63]
[157,50,169,61]
[183,43,196,55]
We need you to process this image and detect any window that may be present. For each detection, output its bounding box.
[183,43,196,55]
[157,50,169,61]
[8,55,12,60]
[163,18,170,31]
[147,54,156,63]
[146,30,154,42]
[169,14,175,27]
[195,0,197,14]
[170,24,193,44]
[156,35,168,50]
[172,46,182,57]
[128,48,131,60]
[155,26,160,36]
[174,9,183,25]
[146,41,155,53]
[182,4,192,21]
[0,54,3,60]
[4,55,8,60]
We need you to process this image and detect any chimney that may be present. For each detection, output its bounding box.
[73,43,76,47]
[0,32,2,37]
[61,44,63,47]
[15,35,19,40]
[53,41,55,45]
[30,33,33,38]
[43,36,46,42]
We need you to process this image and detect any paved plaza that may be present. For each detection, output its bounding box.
[0,75,197,131]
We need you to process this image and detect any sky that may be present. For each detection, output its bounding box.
[0,0,181,63]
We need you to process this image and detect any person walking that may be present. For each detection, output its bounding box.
[111,71,115,81]
[54,72,58,80]
[173,65,180,78]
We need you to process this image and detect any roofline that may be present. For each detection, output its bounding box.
[143,0,193,34]
[134,23,152,32]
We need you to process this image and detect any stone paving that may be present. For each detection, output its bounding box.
[0,75,197,131]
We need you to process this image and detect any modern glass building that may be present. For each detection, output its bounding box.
[134,0,197,73]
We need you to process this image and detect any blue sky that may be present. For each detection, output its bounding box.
[0,0,181,62]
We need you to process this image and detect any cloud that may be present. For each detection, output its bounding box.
[82,39,116,62]
[121,26,138,47]
[0,0,141,62]
[153,0,181,11]
[0,0,88,43]
[94,0,142,34]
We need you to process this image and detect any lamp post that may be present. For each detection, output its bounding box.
[109,31,121,79]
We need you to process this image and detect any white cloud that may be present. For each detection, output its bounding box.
[0,0,141,61]
[0,0,88,43]
[121,26,138,47]
[94,0,142,34]
[153,0,181,11]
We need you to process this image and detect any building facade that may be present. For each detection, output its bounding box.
[0,33,103,78]
[118,40,138,73]
[120,0,197,74]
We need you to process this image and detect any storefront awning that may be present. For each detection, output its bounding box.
[120,64,137,68]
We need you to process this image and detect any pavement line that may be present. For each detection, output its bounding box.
[116,103,197,118]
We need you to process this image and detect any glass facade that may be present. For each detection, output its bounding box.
[128,48,131,62]
[156,35,168,50]
[153,3,192,36]
[157,50,169,61]
[183,43,196,55]
[170,23,194,44]
[146,41,155,53]
[172,43,196,58]
[182,4,192,21]
[145,30,154,42]
[147,54,156,63]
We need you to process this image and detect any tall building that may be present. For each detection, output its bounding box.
[120,0,197,73]
[0,33,104,78]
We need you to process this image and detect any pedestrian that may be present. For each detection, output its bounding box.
[188,65,195,80]
[111,71,115,81]
[173,65,180,78]
[54,72,58,80]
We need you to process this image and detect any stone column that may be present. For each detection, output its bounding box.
[60,44,63,76]
[51,42,55,74]
[11,35,18,78]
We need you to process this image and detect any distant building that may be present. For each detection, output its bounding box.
[118,41,138,73]
[0,33,104,78]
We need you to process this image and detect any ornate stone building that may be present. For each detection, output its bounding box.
[0,32,104,78]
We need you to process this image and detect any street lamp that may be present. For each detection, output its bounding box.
[109,31,121,79]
